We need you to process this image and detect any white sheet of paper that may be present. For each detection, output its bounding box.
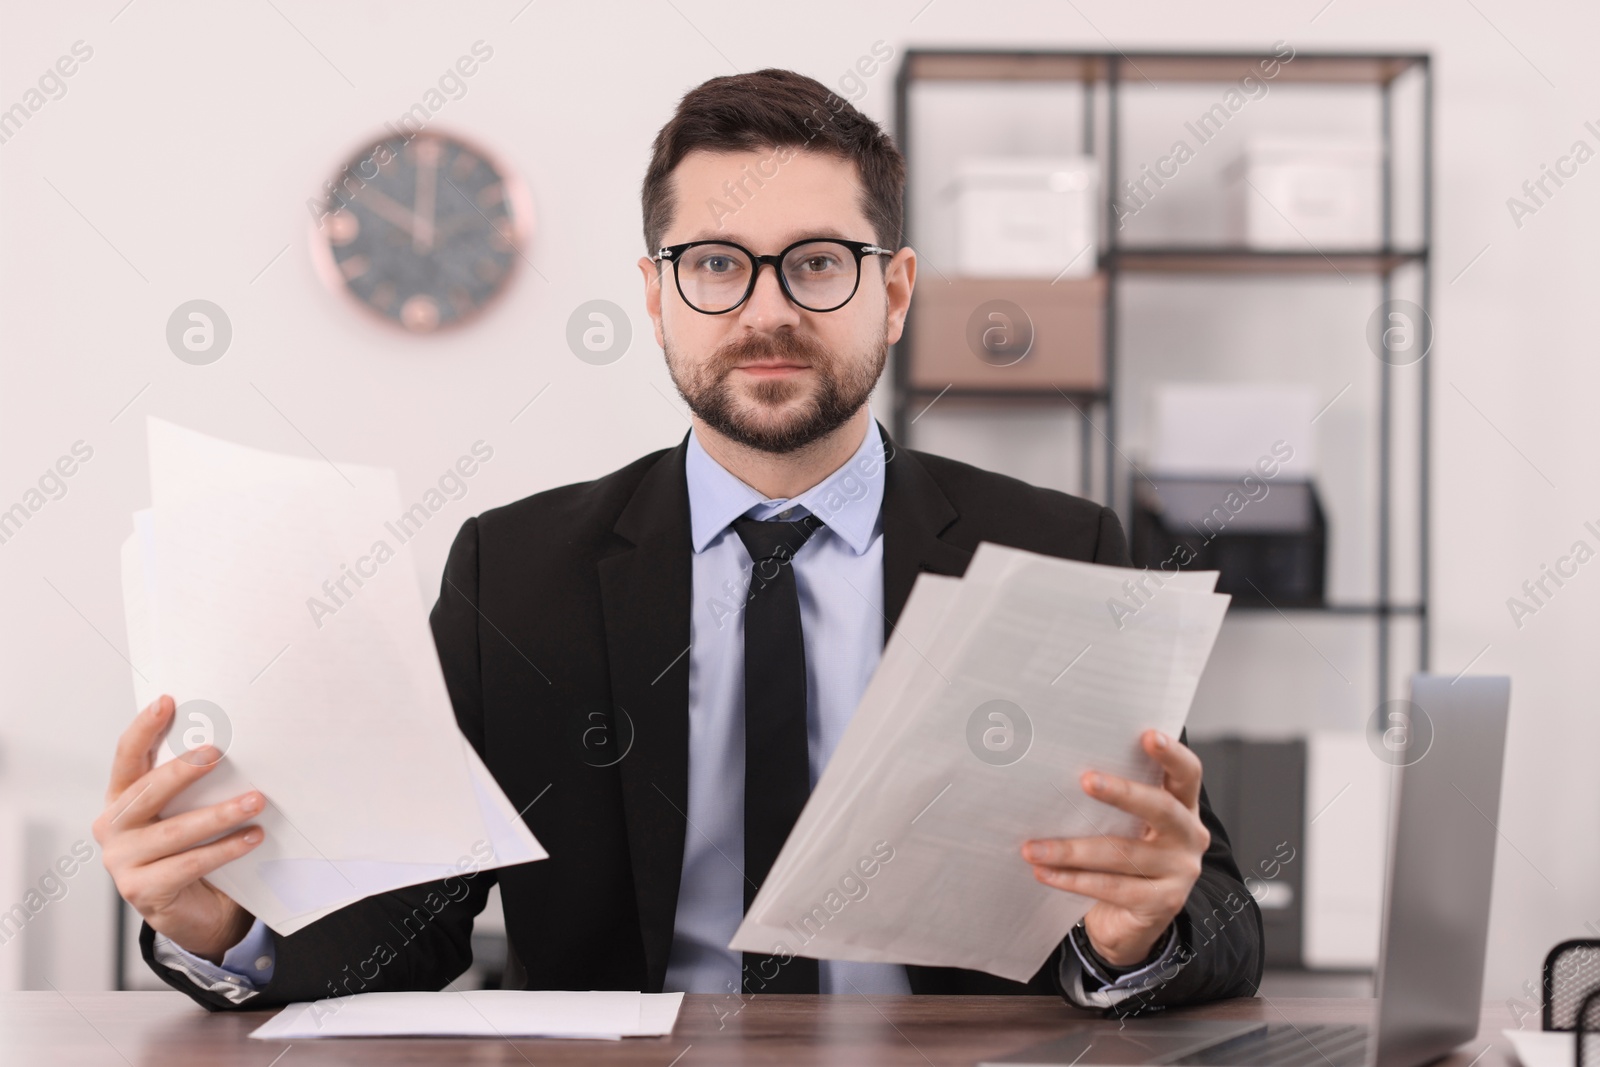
[123,540,546,934]
[760,556,1220,899]
[119,419,547,934]
[248,990,686,1040]
[731,543,1229,983]
[260,740,548,934]
[758,549,1218,904]
[1503,1029,1576,1067]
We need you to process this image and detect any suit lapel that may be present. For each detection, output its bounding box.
[877,419,974,641]
[597,431,695,993]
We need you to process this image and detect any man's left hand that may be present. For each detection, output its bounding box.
[1021,729,1209,967]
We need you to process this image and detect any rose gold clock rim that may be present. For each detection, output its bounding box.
[307,125,537,335]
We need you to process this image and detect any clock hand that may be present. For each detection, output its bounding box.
[349,186,416,237]
[432,209,498,244]
[413,138,440,255]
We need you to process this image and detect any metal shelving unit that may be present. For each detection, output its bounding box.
[891,48,1433,707]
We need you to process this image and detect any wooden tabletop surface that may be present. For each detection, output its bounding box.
[3,991,1519,1067]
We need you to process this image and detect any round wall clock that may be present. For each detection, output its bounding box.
[310,130,532,332]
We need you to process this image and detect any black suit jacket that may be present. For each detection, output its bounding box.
[143,421,1263,1010]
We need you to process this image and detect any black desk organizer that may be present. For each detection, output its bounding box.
[1131,476,1327,608]
[1543,940,1600,1066]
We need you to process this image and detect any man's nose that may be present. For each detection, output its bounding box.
[738,261,800,329]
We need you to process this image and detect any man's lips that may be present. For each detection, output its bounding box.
[733,360,810,376]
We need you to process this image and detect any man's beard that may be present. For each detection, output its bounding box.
[664,325,887,455]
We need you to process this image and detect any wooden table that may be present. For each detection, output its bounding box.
[2,992,1517,1066]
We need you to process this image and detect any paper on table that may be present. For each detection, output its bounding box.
[119,418,547,934]
[1503,1029,1576,1067]
[248,990,686,1040]
[637,992,689,1036]
[731,543,1229,983]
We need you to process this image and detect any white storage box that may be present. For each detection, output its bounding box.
[953,156,1098,278]
[1226,137,1382,250]
[1148,382,1318,479]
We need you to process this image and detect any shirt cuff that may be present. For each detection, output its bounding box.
[1058,923,1182,1009]
[150,919,273,1005]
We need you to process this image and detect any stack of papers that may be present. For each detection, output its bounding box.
[249,990,686,1041]
[119,419,547,934]
[1503,1029,1577,1067]
[730,543,1230,982]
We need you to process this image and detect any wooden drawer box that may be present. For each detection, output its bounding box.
[905,274,1105,392]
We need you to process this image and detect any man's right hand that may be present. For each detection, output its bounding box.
[93,694,264,964]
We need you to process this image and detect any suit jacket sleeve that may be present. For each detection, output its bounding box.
[141,516,500,1011]
[1046,506,1264,1011]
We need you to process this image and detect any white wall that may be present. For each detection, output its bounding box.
[1,0,1594,1002]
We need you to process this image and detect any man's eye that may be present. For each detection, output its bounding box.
[695,255,741,274]
[798,256,838,273]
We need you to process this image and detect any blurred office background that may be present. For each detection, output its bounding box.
[1,0,1595,1004]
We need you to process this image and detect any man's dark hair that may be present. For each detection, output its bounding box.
[640,68,906,254]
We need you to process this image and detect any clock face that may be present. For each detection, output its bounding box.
[312,131,530,332]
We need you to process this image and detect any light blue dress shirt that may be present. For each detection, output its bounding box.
[153,412,1181,1005]
[664,415,907,995]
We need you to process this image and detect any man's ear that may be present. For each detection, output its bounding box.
[637,256,666,349]
[882,246,917,347]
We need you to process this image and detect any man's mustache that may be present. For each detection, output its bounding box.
[715,334,828,372]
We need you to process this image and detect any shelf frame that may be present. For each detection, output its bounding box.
[891,47,1433,710]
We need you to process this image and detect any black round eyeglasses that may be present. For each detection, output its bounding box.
[652,237,893,315]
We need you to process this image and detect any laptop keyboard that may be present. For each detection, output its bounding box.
[1174,1023,1369,1067]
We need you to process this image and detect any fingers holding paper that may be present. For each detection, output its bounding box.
[94,694,262,963]
[1021,729,1210,968]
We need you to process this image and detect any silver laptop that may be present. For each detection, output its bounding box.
[984,674,1511,1067]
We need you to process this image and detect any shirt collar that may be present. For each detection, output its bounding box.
[685,415,887,556]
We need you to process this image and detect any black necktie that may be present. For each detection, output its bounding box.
[732,512,824,994]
